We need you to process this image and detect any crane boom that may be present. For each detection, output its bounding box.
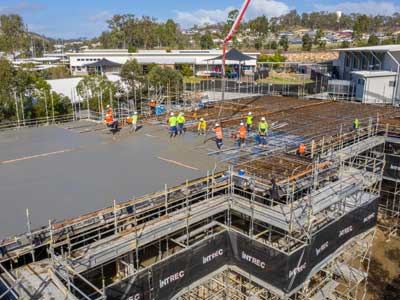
[221,0,251,101]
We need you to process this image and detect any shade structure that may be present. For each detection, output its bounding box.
[207,48,255,62]
[84,58,121,68]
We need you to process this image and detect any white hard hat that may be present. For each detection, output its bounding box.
[240,122,244,126]
[170,112,174,116]
[248,112,252,115]
[261,117,266,121]
[215,123,220,127]
[179,112,184,116]
[107,105,110,108]
[134,111,138,115]
[200,118,204,121]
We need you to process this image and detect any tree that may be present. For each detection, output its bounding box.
[0,14,27,57]
[180,64,193,77]
[341,41,350,48]
[249,16,269,38]
[120,59,143,100]
[353,15,370,42]
[368,34,379,46]
[200,31,214,49]
[43,66,71,80]
[257,52,285,63]
[313,29,323,46]
[279,35,289,51]
[163,19,179,48]
[0,58,17,120]
[147,66,183,99]
[270,40,278,50]
[302,34,312,51]
[76,75,116,113]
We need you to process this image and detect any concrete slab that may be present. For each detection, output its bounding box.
[0,122,222,238]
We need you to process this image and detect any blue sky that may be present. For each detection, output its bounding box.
[1,0,399,38]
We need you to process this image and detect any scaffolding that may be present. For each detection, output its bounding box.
[0,123,388,300]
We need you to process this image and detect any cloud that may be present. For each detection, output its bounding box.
[0,2,46,14]
[246,0,289,19]
[89,11,112,24]
[314,1,400,15]
[175,0,289,28]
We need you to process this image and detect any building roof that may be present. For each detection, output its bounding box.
[84,58,121,67]
[351,70,397,78]
[207,48,256,61]
[337,44,400,52]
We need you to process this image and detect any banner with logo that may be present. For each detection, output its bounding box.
[105,197,378,299]
[105,271,150,300]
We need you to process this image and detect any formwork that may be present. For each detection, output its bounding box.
[0,122,388,300]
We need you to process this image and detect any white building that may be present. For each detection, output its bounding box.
[334,45,400,105]
[67,49,259,76]
[351,71,397,104]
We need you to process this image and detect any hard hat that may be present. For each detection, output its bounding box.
[170,112,174,116]
[200,118,204,121]
[107,105,110,108]
[134,111,138,115]
[261,117,266,121]
[248,112,252,115]
[215,123,220,127]
[240,122,244,126]
[179,112,184,116]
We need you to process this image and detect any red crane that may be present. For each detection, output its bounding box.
[221,0,252,101]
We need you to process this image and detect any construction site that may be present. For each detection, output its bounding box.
[0,92,400,300]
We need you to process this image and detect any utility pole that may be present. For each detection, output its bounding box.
[14,91,20,128]
[51,92,55,123]
[20,93,25,126]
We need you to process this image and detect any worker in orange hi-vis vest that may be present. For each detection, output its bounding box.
[106,104,113,116]
[297,143,306,156]
[238,121,246,148]
[212,123,223,150]
[105,113,118,134]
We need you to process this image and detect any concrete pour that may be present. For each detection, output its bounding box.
[0,123,222,238]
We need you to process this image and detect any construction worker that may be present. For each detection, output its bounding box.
[353,118,360,130]
[297,143,306,156]
[213,123,223,150]
[238,121,246,148]
[129,111,138,133]
[105,113,118,134]
[246,112,253,132]
[169,112,177,138]
[177,112,186,135]
[106,104,113,116]
[198,118,207,135]
[258,117,269,147]
[150,100,156,115]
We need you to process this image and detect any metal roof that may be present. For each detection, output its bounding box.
[84,58,121,67]
[337,45,400,52]
[351,70,397,78]
[207,48,256,61]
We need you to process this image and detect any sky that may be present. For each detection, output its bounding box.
[1,0,400,39]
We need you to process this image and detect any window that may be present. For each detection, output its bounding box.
[358,79,364,86]
[389,81,396,87]
[345,55,350,67]
[77,59,81,61]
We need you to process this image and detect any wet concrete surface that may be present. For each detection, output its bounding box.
[0,123,222,238]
